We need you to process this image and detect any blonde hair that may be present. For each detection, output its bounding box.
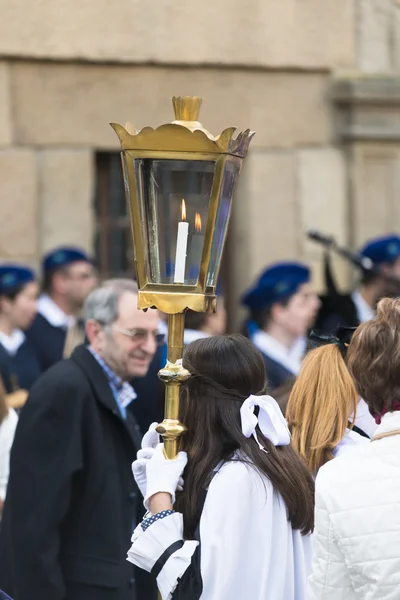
[286,344,358,474]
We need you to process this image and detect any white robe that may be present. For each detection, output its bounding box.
[128,458,312,600]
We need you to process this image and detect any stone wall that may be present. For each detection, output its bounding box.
[0,149,38,264]
[37,150,95,255]
[357,0,400,72]
[332,76,400,275]
[9,63,331,149]
[0,0,354,69]
[0,63,12,147]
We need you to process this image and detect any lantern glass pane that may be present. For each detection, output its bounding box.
[207,160,240,287]
[133,158,215,285]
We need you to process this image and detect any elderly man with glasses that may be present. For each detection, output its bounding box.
[0,279,162,600]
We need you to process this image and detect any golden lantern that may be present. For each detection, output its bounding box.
[111,96,254,459]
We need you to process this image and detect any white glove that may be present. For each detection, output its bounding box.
[132,424,184,499]
[132,423,160,498]
[144,443,188,510]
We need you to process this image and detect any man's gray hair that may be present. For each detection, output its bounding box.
[84,279,138,325]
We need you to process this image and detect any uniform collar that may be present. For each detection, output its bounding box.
[184,329,210,345]
[351,290,375,323]
[0,329,25,356]
[37,294,76,329]
[251,330,303,375]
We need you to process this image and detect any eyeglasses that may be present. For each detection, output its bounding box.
[111,325,165,347]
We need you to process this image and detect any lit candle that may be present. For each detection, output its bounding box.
[174,199,189,283]
[190,212,204,273]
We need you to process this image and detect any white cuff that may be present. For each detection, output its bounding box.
[157,540,199,600]
[127,512,199,600]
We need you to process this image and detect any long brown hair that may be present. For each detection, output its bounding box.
[347,297,400,416]
[176,334,315,539]
[286,344,358,474]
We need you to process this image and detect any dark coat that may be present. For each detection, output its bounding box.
[0,339,42,391]
[25,313,67,372]
[129,345,165,437]
[314,252,360,333]
[0,345,143,600]
[261,352,296,392]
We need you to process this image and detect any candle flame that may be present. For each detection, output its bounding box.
[181,199,187,221]
[195,212,202,233]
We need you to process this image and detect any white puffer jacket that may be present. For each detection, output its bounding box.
[307,410,400,600]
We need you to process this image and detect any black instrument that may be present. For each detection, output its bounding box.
[307,229,400,286]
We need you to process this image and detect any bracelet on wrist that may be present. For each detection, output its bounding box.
[141,509,175,532]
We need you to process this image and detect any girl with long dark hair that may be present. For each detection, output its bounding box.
[128,334,315,600]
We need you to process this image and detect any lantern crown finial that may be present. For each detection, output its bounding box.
[172,96,202,122]
[110,96,255,158]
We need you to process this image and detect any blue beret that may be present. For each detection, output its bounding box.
[242,262,311,311]
[360,235,400,266]
[0,264,35,294]
[42,246,92,273]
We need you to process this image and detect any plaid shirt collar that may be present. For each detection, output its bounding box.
[88,347,137,409]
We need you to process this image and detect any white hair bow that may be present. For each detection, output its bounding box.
[240,395,291,450]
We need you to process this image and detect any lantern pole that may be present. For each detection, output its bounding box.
[156,313,190,459]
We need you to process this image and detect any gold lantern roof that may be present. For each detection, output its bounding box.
[110,96,255,157]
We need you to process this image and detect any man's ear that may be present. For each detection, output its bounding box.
[86,319,101,345]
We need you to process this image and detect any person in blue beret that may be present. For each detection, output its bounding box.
[317,234,400,331]
[25,246,98,372]
[242,262,320,393]
[0,265,41,395]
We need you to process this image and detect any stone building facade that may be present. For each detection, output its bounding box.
[0,0,400,324]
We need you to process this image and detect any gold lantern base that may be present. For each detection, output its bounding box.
[138,290,216,314]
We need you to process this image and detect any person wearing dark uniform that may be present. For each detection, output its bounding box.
[26,246,97,372]
[0,265,41,394]
[317,234,400,332]
[242,262,320,393]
